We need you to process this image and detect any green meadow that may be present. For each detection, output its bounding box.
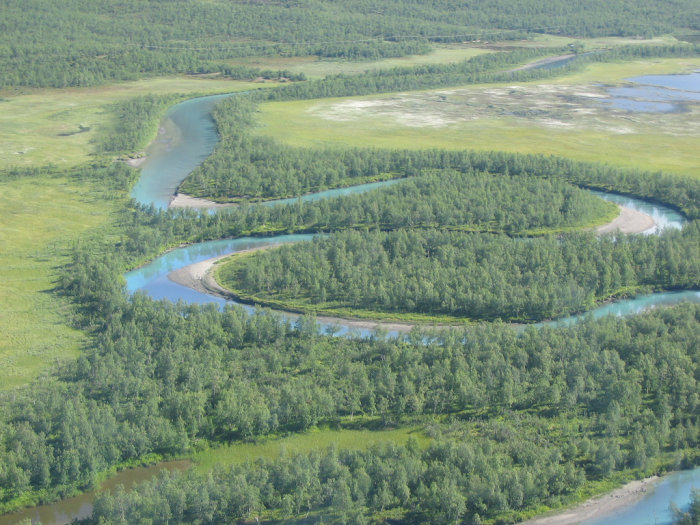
[254,58,700,178]
[0,77,267,169]
[227,44,493,79]
[0,77,269,388]
[193,426,429,472]
[0,173,116,389]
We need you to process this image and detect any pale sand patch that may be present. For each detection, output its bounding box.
[169,193,234,209]
[510,54,576,72]
[575,92,609,98]
[597,205,655,234]
[126,156,147,168]
[167,248,416,334]
[521,475,660,525]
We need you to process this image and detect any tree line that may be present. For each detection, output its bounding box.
[5,0,698,88]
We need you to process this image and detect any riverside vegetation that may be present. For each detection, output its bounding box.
[217,226,700,323]
[2,3,700,523]
[3,114,700,524]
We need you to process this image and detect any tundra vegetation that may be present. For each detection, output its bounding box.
[1,1,700,523]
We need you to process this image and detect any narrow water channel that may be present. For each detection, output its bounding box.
[7,72,699,523]
[123,87,700,525]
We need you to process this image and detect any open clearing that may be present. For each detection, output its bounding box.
[218,34,682,79]
[255,58,700,177]
[227,44,493,79]
[193,426,428,472]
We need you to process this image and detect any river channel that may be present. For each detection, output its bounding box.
[6,69,699,524]
[125,82,700,524]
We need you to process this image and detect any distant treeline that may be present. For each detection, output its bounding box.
[258,44,700,101]
[219,225,700,322]
[4,0,699,87]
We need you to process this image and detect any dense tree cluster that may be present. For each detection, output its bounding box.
[274,170,617,234]
[1,230,698,520]
[86,411,700,525]
[218,225,700,321]
[4,0,698,87]
[97,94,179,154]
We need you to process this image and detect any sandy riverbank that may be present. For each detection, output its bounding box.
[596,205,655,234]
[521,475,660,525]
[167,247,416,334]
[169,193,233,209]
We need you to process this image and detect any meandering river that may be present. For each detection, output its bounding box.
[5,71,699,524]
[125,86,700,525]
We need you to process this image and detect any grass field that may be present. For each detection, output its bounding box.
[0,77,269,169]
[254,58,700,178]
[193,426,429,472]
[226,34,683,79]
[0,173,119,389]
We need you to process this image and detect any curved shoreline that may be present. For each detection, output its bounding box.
[521,475,660,525]
[596,205,655,234]
[166,200,657,335]
[170,192,231,209]
[167,248,417,334]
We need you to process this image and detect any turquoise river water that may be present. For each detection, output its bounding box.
[5,70,700,523]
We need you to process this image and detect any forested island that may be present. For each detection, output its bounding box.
[1,1,700,524]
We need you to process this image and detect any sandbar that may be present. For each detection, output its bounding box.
[169,193,233,209]
[126,156,148,168]
[521,475,660,525]
[596,205,655,234]
[167,247,416,334]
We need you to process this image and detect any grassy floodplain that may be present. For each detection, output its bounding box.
[0,77,273,388]
[0,173,115,389]
[222,33,683,79]
[228,44,494,79]
[0,77,267,169]
[254,58,700,178]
